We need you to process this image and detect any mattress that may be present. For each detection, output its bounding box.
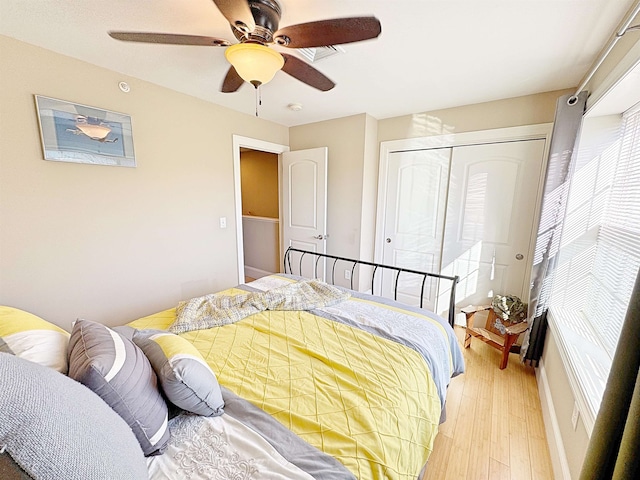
[128,274,464,479]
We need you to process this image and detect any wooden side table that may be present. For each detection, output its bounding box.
[461,305,529,369]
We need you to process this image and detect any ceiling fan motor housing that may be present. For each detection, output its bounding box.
[233,0,282,44]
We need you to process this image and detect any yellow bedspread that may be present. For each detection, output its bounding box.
[129,287,441,479]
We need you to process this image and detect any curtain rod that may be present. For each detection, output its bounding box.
[568,0,640,105]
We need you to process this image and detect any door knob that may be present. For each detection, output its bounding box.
[386,238,391,243]
[314,234,328,240]
[515,253,524,260]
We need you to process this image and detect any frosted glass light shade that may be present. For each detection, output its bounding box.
[225,43,284,87]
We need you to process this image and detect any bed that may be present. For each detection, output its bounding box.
[0,249,464,480]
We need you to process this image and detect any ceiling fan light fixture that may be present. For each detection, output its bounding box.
[224,43,284,87]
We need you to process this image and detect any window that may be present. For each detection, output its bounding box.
[585,109,640,353]
[548,104,640,433]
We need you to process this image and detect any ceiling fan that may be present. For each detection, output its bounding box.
[108,0,382,93]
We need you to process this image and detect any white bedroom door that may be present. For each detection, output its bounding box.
[282,147,328,279]
[439,139,546,308]
[381,148,452,311]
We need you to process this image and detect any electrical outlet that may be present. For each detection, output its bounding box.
[571,401,580,430]
[344,269,351,280]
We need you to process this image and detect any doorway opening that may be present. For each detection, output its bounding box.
[240,148,280,283]
[232,136,289,284]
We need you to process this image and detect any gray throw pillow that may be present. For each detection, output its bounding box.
[67,319,169,456]
[133,329,225,416]
[0,353,148,479]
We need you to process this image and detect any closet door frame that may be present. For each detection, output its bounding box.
[374,123,553,300]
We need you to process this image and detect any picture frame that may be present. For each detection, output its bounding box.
[34,95,136,167]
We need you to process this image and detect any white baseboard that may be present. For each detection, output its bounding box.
[244,266,274,280]
[537,358,572,480]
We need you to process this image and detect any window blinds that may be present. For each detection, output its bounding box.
[585,106,640,356]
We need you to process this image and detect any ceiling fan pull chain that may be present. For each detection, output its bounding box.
[255,85,259,117]
[254,84,264,117]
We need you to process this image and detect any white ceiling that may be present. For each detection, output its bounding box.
[0,0,636,126]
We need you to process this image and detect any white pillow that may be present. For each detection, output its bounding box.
[0,306,69,373]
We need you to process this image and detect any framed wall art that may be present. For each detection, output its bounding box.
[34,95,136,167]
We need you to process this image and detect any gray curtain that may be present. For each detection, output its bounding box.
[579,268,640,479]
[520,91,588,365]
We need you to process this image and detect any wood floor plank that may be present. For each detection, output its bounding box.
[438,366,465,437]
[422,433,453,480]
[491,367,511,466]
[527,409,554,480]
[507,364,527,420]
[509,413,533,480]
[529,435,555,480]
[489,458,512,480]
[525,402,548,441]
[461,346,482,399]
[445,392,477,479]
[466,378,493,479]
[520,361,542,412]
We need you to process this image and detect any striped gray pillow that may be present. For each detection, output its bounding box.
[68,319,169,456]
[133,329,225,416]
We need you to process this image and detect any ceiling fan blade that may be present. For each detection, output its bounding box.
[221,66,244,93]
[211,0,256,33]
[281,53,334,91]
[274,17,381,48]
[109,31,230,46]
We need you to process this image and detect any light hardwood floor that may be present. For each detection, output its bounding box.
[423,327,554,480]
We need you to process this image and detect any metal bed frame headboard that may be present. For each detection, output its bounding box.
[283,247,460,327]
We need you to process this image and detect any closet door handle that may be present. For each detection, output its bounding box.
[491,250,496,280]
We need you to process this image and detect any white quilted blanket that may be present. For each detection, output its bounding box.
[147,413,314,480]
[170,279,349,334]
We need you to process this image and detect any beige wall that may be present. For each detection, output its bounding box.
[240,150,279,218]
[0,35,287,330]
[242,216,279,276]
[289,114,372,266]
[377,89,574,143]
[357,114,379,291]
[289,114,379,290]
[542,330,590,479]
